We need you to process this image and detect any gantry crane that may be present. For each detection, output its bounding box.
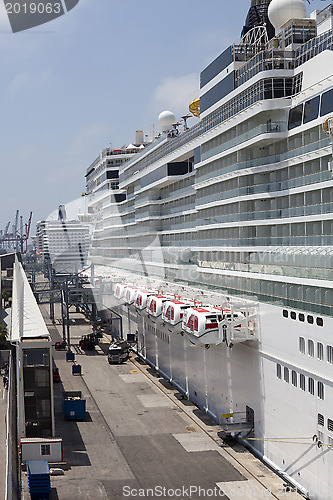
[0,210,33,253]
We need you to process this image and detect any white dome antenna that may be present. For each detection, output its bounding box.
[268,0,307,30]
[158,110,176,133]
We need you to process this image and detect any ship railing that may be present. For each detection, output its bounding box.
[235,49,295,88]
[201,122,287,162]
[196,137,330,186]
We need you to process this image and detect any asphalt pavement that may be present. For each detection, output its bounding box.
[20,304,301,500]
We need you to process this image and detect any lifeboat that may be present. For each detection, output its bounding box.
[135,290,157,311]
[182,306,224,345]
[147,295,174,318]
[162,300,195,327]
[124,286,140,305]
[114,283,128,300]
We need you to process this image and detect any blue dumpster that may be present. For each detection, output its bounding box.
[26,460,51,500]
[62,391,86,420]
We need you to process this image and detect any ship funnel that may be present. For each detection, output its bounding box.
[58,205,67,221]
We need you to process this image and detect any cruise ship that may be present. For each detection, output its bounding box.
[84,1,333,498]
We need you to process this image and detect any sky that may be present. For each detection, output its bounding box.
[0,0,329,235]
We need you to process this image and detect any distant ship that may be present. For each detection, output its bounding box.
[84,1,333,497]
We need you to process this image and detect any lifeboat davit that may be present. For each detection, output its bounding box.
[114,283,128,300]
[182,306,224,345]
[147,295,174,318]
[124,286,140,305]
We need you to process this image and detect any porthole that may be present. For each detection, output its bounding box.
[307,315,314,324]
[299,313,305,322]
[316,317,324,327]
[283,310,288,318]
[290,311,297,320]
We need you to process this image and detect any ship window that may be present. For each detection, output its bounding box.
[299,337,305,354]
[320,88,333,117]
[316,317,323,327]
[303,96,320,124]
[308,377,315,395]
[328,419,333,432]
[307,315,314,324]
[298,313,305,322]
[327,345,333,364]
[318,413,324,427]
[290,311,296,320]
[284,367,289,383]
[308,340,314,357]
[317,343,324,361]
[288,104,303,130]
[276,363,281,379]
[282,310,288,318]
[292,370,297,387]
[318,382,324,400]
[300,374,306,391]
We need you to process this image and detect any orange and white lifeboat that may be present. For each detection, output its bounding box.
[114,283,128,300]
[135,290,157,311]
[124,286,140,305]
[162,300,194,326]
[147,295,174,318]
[182,306,223,344]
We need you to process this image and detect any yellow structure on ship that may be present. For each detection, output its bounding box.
[189,97,200,118]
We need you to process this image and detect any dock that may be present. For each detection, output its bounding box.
[19,305,302,499]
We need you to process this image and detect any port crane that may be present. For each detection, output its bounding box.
[0,210,33,253]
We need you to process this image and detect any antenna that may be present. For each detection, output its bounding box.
[181,113,192,131]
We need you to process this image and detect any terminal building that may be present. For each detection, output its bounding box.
[11,256,54,438]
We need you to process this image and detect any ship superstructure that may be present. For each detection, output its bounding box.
[36,205,90,274]
[85,2,333,498]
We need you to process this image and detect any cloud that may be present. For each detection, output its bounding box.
[10,72,32,94]
[10,69,51,95]
[45,122,113,184]
[149,73,199,119]
[66,122,112,158]
[0,2,11,31]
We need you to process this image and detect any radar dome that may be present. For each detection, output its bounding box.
[158,110,175,132]
[268,0,306,30]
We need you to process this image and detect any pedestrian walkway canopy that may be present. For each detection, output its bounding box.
[11,256,50,343]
